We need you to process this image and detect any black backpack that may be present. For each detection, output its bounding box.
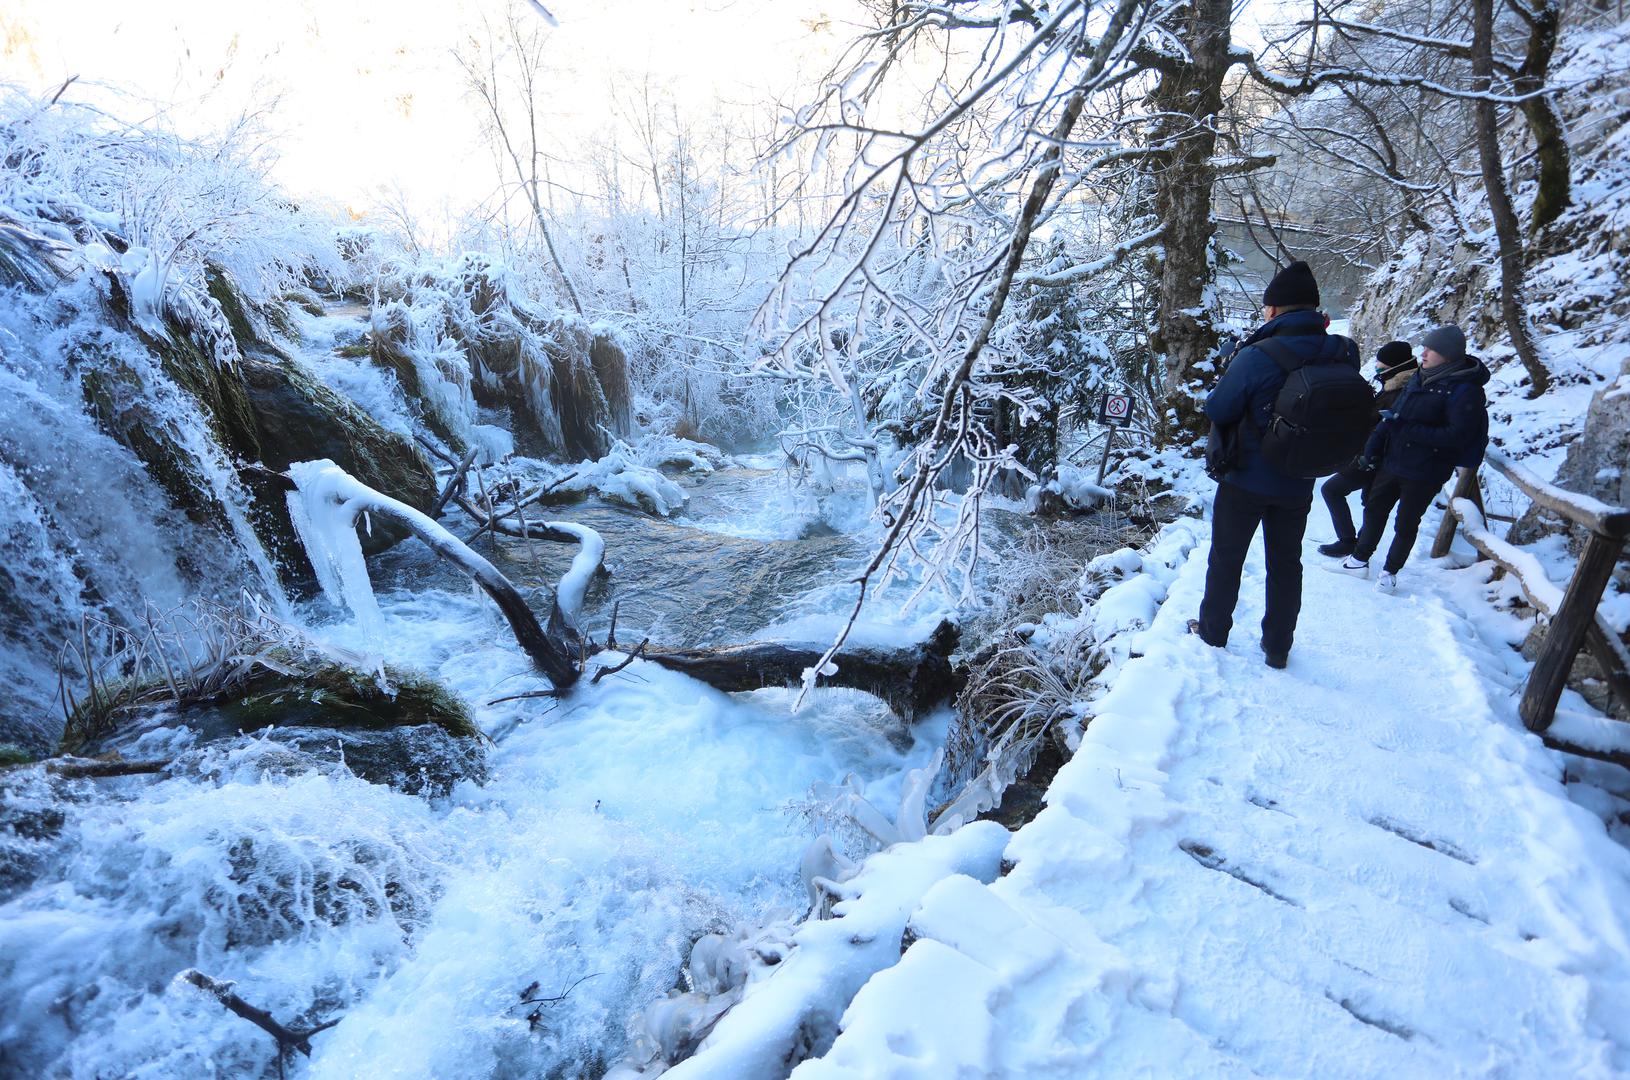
[1252,336,1373,479]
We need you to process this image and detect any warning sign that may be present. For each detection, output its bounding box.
[1096,392,1132,426]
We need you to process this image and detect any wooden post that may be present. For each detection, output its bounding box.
[1520,531,1627,731]
[1095,427,1117,485]
[1584,619,1630,718]
[1431,467,1483,558]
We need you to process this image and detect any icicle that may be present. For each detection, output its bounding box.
[285,459,385,645]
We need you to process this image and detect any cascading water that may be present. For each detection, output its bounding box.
[0,458,941,1078]
[0,280,286,749]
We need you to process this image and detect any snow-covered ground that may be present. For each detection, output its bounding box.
[690,511,1630,1078]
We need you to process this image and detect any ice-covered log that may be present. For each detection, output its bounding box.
[287,460,581,688]
[643,621,959,721]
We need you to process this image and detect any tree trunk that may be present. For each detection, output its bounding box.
[1513,0,1570,235]
[644,622,959,721]
[1150,0,1232,441]
[1471,0,1551,397]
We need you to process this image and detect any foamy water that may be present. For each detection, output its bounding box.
[0,475,940,1078]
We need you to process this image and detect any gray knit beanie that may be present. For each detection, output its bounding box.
[1422,324,1467,364]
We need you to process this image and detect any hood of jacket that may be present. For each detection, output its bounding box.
[1236,308,1329,351]
[1380,366,1416,393]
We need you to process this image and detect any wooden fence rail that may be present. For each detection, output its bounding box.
[1431,448,1630,733]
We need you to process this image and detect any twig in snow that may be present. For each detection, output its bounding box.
[487,688,566,706]
[591,639,648,684]
[517,972,603,1030]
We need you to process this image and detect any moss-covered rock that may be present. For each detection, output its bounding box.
[90,269,438,573]
[369,306,468,452]
[0,743,37,769]
[63,663,485,796]
[371,257,633,462]
[236,351,436,559]
[69,329,239,540]
[217,663,477,739]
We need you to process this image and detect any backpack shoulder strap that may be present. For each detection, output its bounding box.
[1253,335,1303,373]
[1324,334,1359,367]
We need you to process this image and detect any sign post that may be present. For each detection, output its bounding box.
[1094,391,1132,484]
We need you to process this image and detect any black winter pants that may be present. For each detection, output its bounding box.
[1353,471,1440,574]
[1319,466,1369,543]
[1197,481,1310,656]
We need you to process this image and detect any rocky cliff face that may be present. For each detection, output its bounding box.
[1510,356,1630,563]
[109,270,438,569]
[1350,22,1630,391]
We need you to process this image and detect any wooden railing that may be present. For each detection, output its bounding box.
[1431,447,1630,733]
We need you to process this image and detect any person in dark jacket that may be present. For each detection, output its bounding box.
[1316,340,1418,557]
[1339,324,1490,591]
[1190,261,1360,668]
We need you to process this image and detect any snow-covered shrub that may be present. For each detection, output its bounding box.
[0,87,342,360]
[1025,464,1113,515]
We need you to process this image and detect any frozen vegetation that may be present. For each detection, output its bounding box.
[3,0,1630,1077]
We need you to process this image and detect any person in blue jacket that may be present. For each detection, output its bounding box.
[1190,261,1360,668]
[1340,324,1490,592]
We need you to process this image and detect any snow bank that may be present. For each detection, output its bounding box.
[649,822,1008,1079]
[552,442,689,516]
[787,509,1630,1077]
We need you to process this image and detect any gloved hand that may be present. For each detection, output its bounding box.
[1357,457,1380,472]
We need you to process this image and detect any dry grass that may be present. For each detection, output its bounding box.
[55,593,367,751]
[949,625,1097,791]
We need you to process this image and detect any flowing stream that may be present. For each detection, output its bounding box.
[0,293,1141,1078]
[0,458,952,1079]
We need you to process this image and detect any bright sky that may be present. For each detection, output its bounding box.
[0,0,849,220]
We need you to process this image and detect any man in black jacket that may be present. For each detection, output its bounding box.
[1190,261,1360,668]
[1316,340,1418,557]
[1340,324,1490,592]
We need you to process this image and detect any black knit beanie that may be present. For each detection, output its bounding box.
[1375,340,1414,375]
[1262,261,1320,308]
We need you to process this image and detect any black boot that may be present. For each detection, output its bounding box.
[1187,619,1225,648]
[1317,539,1355,558]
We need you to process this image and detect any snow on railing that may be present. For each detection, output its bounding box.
[1434,452,1630,736]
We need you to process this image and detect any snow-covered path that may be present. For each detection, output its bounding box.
[797,523,1630,1078]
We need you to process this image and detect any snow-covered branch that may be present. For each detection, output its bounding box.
[286,459,586,688]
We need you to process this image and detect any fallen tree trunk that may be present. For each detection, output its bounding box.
[290,460,955,718]
[288,460,585,688]
[643,622,960,721]
[46,757,170,779]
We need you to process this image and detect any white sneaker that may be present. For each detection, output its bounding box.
[1376,571,1397,593]
[1338,556,1370,579]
